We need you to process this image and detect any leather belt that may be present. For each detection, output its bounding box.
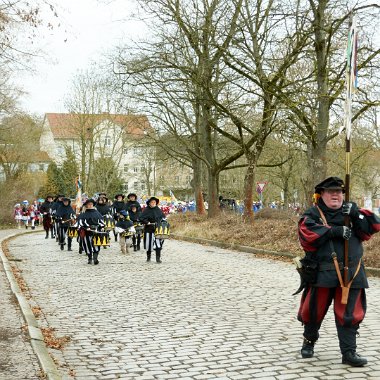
[319,261,359,271]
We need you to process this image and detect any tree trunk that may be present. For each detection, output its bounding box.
[207,168,219,217]
[242,162,255,222]
[192,157,206,215]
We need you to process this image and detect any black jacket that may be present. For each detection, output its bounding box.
[129,209,142,223]
[96,203,112,216]
[126,200,142,212]
[298,198,380,288]
[112,200,127,214]
[40,201,53,215]
[77,209,105,229]
[56,202,75,222]
[140,206,165,233]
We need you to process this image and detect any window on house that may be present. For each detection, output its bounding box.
[39,164,44,171]
[134,181,138,188]
[133,147,138,155]
[124,164,129,173]
[133,167,138,173]
[123,183,128,191]
[57,146,64,156]
[123,147,128,154]
[105,136,111,147]
[141,183,145,191]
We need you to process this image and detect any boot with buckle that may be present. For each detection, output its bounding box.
[342,351,367,367]
[301,338,315,358]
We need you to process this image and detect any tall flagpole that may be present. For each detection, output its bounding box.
[343,12,358,288]
[75,175,83,215]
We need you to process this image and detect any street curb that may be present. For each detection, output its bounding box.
[0,230,62,380]
[170,233,380,277]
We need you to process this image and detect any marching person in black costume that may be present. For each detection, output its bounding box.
[112,193,128,242]
[96,196,112,216]
[51,194,65,240]
[129,204,142,251]
[139,196,166,263]
[125,193,142,212]
[39,195,54,239]
[297,177,380,367]
[77,199,106,265]
[115,210,134,254]
[55,197,76,251]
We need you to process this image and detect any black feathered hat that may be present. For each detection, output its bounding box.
[114,193,125,200]
[83,198,96,206]
[127,193,137,199]
[315,177,345,194]
[146,196,159,206]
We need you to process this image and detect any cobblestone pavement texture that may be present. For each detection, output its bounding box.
[5,231,380,380]
[0,229,41,380]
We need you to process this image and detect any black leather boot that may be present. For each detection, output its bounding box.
[88,253,92,264]
[133,245,137,251]
[51,229,55,239]
[155,250,162,263]
[68,240,72,251]
[45,231,49,239]
[93,252,99,265]
[60,243,64,250]
[301,338,315,358]
[342,351,367,367]
[146,251,151,262]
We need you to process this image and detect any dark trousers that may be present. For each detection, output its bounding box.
[298,286,366,354]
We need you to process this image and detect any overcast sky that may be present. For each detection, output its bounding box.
[16,0,147,116]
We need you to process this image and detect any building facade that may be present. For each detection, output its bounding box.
[39,112,154,195]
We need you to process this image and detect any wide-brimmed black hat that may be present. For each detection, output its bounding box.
[97,196,108,203]
[114,193,125,200]
[315,177,345,194]
[127,193,137,199]
[83,198,96,206]
[62,197,71,203]
[99,192,107,197]
[146,196,159,205]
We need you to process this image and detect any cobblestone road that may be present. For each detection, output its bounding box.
[0,229,40,380]
[7,232,380,380]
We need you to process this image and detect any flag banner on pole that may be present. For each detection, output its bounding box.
[339,14,358,140]
[75,176,82,213]
[169,189,177,201]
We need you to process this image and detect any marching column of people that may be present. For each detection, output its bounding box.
[32,192,171,267]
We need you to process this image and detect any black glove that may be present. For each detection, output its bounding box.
[342,202,360,219]
[330,226,351,240]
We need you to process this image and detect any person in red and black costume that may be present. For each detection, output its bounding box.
[297,177,380,367]
[40,195,54,239]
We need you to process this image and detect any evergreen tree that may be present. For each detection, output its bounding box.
[90,157,124,197]
[61,147,79,198]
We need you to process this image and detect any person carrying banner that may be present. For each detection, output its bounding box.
[297,177,380,367]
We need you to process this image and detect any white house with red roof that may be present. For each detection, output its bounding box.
[40,112,154,194]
